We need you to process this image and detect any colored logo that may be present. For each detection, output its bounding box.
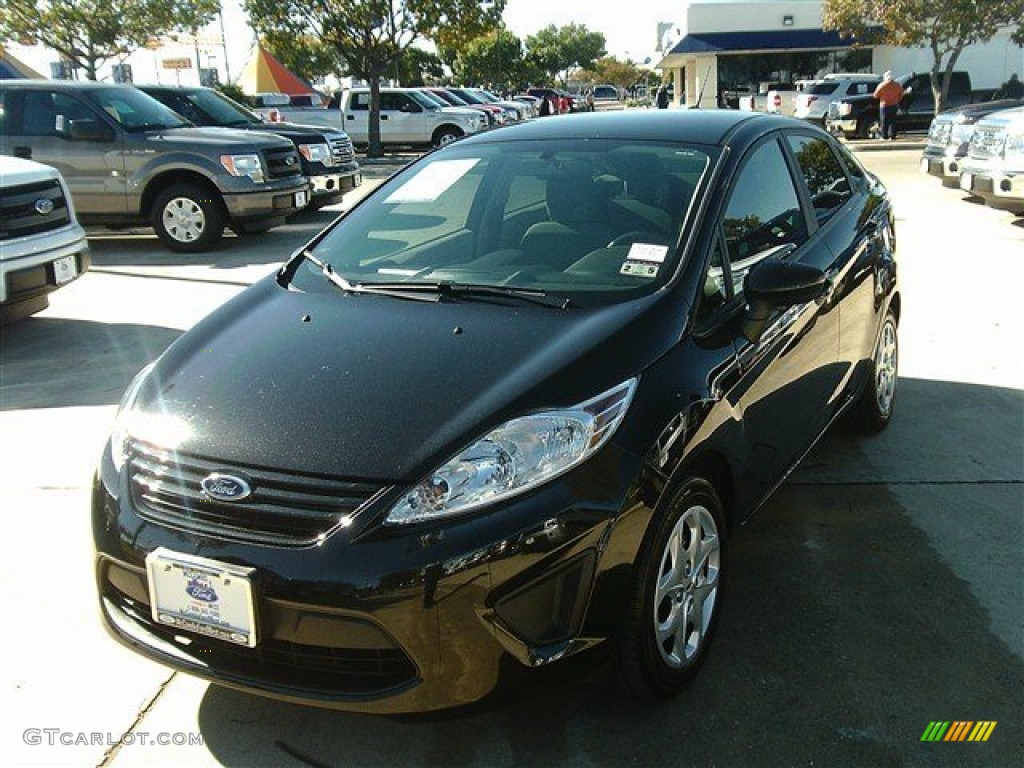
[920,721,997,742]
[34,198,55,215]
[185,579,218,602]
[200,473,252,502]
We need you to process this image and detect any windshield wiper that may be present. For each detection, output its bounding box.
[301,250,439,302]
[357,280,573,309]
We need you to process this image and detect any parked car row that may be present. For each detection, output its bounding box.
[0,80,363,255]
[922,102,1024,215]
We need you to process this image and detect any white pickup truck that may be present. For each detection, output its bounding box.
[0,157,89,322]
[252,92,345,132]
[339,88,487,148]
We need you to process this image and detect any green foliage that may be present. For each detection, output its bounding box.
[217,82,253,107]
[525,23,606,86]
[243,0,506,156]
[260,33,343,85]
[0,0,220,80]
[578,57,644,91]
[455,28,524,89]
[822,0,1024,112]
[394,47,444,86]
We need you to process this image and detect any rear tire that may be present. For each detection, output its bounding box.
[618,477,726,699]
[850,309,898,433]
[152,184,225,253]
[433,127,463,148]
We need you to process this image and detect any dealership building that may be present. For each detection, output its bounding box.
[656,0,1023,108]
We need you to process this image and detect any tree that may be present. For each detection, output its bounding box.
[525,24,606,86]
[822,0,1024,114]
[454,28,525,90]
[578,56,644,92]
[244,0,505,157]
[0,0,219,81]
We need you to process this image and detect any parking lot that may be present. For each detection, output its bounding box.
[1,148,1021,767]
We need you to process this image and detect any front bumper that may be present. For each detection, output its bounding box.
[958,164,1024,213]
[92,441,652,713]
[0,222,89,306]
[222,178,311,224]
[920,151,964,187]
[309,168,362,202]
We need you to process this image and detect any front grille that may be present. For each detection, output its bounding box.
[0,178,71,240]
[329,135,355,165]
[128,440,383,545]
[263,146,303,180]
[106,588,418,696]
[968,127,1005,161]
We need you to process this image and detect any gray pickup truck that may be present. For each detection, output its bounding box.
[0,80,310,252]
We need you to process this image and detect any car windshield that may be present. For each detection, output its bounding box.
[407,91,442,111]
[416,90,449,109]
[451,89,485,105]
[84,87,190,132]
[433,90,466,106]
[180,89,260,126]
[294,139,712,307]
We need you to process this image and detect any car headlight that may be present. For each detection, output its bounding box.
[110,363,155,472]
[838,102,852,117]
[951,122,975,146]
[1004,132,1024,161]
[298,143,333,166]
[386,378,637,525]
[220,153,265,183]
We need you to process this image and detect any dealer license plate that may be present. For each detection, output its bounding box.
[53,255,76,285]
[959,173,974,192]
[295,189,308,207]
[145,548,257,647]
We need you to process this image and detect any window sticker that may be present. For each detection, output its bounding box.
[385,158,480,203]
[627,243,669,263]
[620,260,661,278]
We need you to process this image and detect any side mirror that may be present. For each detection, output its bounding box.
[68,119,115,142]
[742,256,827,342]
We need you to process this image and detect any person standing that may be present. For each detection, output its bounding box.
[656,85,669,109]
[873,71,905,140]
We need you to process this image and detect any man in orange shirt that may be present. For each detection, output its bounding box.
[873,71,906,140]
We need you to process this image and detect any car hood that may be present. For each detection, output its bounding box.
[143,126,291,151]
[935,99,1024,124]
[134,275,682,483]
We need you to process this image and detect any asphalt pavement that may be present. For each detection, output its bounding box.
[1,146,1021,767]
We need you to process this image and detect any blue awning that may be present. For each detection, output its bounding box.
[668,28,858,55]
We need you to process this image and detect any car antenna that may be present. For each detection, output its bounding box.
[692,63,713,109]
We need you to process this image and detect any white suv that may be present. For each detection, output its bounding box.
[1,156,89,321]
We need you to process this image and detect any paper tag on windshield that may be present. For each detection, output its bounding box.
[627,243,669,263]
[385,158,479,203]
[620,260,660,278]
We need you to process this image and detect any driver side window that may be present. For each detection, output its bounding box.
[722,138,807,288]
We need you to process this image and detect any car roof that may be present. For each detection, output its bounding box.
[0,79,128,90]
[457,109,777,147]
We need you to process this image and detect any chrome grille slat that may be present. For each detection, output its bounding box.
[329,135,355,164]
[128,440,382,545]
[0,178,71,240]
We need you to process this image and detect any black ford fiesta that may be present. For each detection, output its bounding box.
[93,110,899,713]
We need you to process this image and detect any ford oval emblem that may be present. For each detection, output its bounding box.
[34,198,55,215]
[186,579,218,602]
[200,473,252,502]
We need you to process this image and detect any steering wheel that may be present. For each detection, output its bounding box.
[606,231,668,248]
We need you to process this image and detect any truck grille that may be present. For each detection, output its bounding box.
[263,146,304,180]
[329,135,355,165]
[128,440,383,545]
[968,126,1005,160]
[0,178,71,240]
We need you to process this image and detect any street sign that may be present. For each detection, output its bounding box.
[161,58,192,70]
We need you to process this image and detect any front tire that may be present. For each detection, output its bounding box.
[152,184,225,253]
[433,127,463,148]
[618,477,726,699]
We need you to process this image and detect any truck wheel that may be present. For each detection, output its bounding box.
[857,116,881,140]
[433,127,463,147]
[152,184,225,253]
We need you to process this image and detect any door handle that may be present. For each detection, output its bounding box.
[14,146,32,159]
[381,115,388,120]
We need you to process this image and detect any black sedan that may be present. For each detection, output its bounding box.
[93,110,899,713]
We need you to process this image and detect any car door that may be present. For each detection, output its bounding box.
[715,136,840,502]
[385,93,429,144]
[343,91,370,144]
[3,88,127,216]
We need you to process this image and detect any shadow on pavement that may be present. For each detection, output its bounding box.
[190,377,1023,767]
[0,316,181,410]
[84,209,340,270]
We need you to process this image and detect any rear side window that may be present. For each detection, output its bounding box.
[808,83,840,95]
[350,93,369,110]
[786,135,851,224]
